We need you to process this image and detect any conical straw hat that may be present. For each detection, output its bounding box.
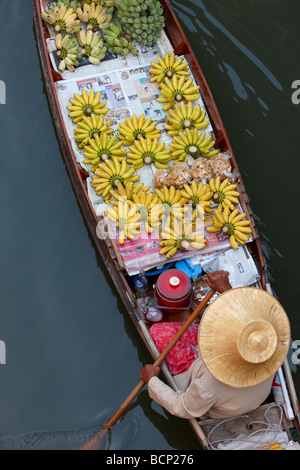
[198,287,291,388]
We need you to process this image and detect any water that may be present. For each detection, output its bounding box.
[0,0,299,450]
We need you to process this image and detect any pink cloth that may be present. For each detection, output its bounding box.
[149,322,199,375]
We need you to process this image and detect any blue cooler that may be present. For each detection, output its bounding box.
[175,259,202,282]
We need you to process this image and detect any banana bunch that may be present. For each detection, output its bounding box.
[170,128,219,162]
[51,1,81,10]
[82,0,114,7]
[118,113,160,146]
[83,134,126,170]
[105,200,142,244]
[102,21,138,56]
[127,137,171,170]
[157,76,200,111]
[130,191,163,233]
[77,29,107,64]
[74,114,113,148]
[164,101,209,136]
[209,176,240,211]
[81,0,109,4]
[67,89,108,123]
[180,181,213,221]
[42,4,80,33]
[114,0,165,47]
[55,33,80,72]
[154,185,188,227]
[80,0,115,15]
[159,220,206,259]
[92,158,140,199]
[206,206,252,250]
[108,181,151,207]
[149,52,190,84]
[76,1,112,30]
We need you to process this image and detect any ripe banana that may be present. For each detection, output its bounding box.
[267,443,284,451]
[67,90,109,123]
[105,200,142,245]
[170,128,220,162]
[180,180,213,221]
[164,101,210,136]
[83,134,126,170]
[157,75,200,111]
[209,175,240,210]
[159,220,206,259]
[74,114,113,148]
[130,191,163,233]
[107,181,151,207]
[149,52,190,84]
[118,114,161,146]
[206,206,252,249]
[154,185,188,227]
[127,136,171,170]
[91,158,140,200]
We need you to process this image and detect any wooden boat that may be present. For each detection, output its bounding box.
[32,0,300,450]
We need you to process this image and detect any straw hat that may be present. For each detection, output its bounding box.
[198,287,291,388]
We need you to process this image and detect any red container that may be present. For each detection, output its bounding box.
[155,269,192,313]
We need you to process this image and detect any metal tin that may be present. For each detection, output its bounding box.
[156,269,192,312]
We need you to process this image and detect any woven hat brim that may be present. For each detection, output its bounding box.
[198,287,291,388]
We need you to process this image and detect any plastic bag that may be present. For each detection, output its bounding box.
[154,168,170,189]
[190,157,214,183]
[209,153,232,181]
[167,162,192,188]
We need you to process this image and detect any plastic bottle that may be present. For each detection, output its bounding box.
[272,373,285,405]
[135,270,148,298]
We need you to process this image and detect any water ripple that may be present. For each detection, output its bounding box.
[172,0,283,91]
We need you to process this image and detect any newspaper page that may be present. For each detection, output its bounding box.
[190,245,260,288]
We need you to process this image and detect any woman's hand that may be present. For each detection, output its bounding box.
[202,270,232,293]
[140,364,161,383]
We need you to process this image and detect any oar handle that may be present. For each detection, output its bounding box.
[80,288,216,449]
[106,288,215,429]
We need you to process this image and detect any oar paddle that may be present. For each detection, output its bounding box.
[80,288,216,450]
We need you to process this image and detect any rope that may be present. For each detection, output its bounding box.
[206,404,285,450]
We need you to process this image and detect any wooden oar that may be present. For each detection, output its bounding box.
[80,289,216,450]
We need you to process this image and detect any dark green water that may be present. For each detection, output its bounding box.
[0,0,299,450]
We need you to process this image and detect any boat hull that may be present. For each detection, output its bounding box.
[32,0,299,449]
